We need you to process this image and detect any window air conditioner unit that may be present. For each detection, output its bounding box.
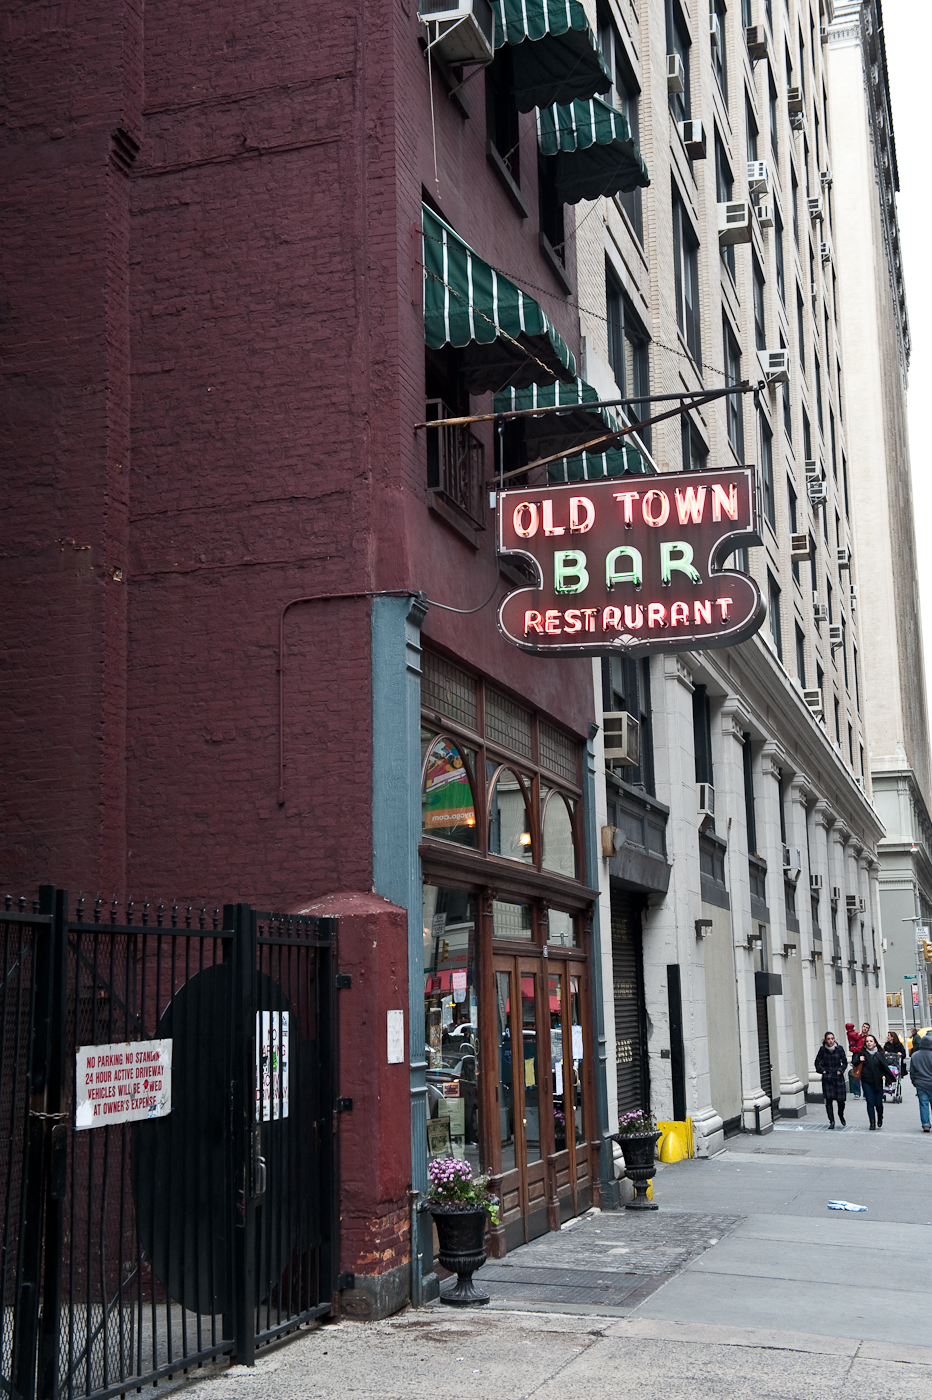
[805,458,824,481]
[783,845,802,882]
[821,168,833,187]
[791,533,811,559]
[787,86,804,115]
[747,160,770,197]
[759,348,789,383]
[745,24,768,61]
[807,194,824,221]
[807,478,827,506]
[697,782,715,831]
[837,546,851,570]
[667,53,686,94]
[811,872,823,892]
[850,584,858,610]
[819,23,829,43]
[810,280,820,304]
[820,240,832,263]
[831,885,842,904]
[757,202,774,228]
[718,201,753,244]
[679,119,707,160]
[710,12,722,49]
[846,894,858,914]
[603,710,640,767]
[418,0,495,63]
[828,623,843,647]
[813,603,828,623]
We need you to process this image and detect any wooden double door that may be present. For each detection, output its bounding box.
[492,953,594,1251]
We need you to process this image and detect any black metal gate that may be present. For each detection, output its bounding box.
[1,888,337,1400]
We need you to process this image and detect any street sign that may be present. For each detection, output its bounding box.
[905,974,918,980]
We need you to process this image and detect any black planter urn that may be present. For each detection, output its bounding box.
[427,1204,490,1305]
[614,1130,662,1210]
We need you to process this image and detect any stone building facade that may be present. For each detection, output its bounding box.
[826,1,932,1029]
[570,0,891,1153]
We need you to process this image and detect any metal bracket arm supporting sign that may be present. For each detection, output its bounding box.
[496,467,766,656]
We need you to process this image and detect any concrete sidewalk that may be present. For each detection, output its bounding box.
[181,1309,932,1399]
[172,1098,932,1397]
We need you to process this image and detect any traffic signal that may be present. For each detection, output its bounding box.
[923,939,932,962]
[440,939,450,963]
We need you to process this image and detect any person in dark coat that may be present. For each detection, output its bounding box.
[851,1034,895,1129]
[908,1031,932,1133]
[885,1030,906,1060]
[814,1031,847,1128]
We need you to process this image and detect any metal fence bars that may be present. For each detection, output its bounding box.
[0,891,337,1400]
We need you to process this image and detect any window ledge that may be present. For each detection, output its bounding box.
[538,232,572,295]
[486,142,528,218]
[428,488,483,547]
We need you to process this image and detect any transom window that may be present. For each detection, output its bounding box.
[420,650,582,881]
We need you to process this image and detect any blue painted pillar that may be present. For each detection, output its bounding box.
[370,596,437,1297]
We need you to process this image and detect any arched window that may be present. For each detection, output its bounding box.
[487,766,533,863]
[541,787,577,878]
[421,735,478,848]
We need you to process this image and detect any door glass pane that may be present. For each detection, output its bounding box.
[496,971,516,1174]
[548,910,577,946]
[548,972,567,1150]
[423,886,480,1173]
[520,974,541,1165]
[492,899,532,940]
[569,975,585,1144]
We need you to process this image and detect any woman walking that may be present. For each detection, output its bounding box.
[815,1031,847,1128]
[851,1034,895,1129]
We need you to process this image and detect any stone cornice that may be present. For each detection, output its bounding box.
[814,801,837,830]
[663,655,694,693]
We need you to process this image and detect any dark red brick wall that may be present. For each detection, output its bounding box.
[1,0,595,905]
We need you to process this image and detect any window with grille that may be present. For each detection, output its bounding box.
[422,652,478,730]
[486,689,532,757]
[539,721,578,783]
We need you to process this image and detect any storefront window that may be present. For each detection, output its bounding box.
[547,910,577,946]
[492,899,532,940]
[423,885,480,1172]
[421,733,478,848]
[541,789,577,877]
[488,764,533,862]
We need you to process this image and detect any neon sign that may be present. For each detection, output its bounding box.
[497,468,765,655]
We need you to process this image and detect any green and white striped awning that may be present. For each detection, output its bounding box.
[548,444,653,483]
[491,0,612,112]
[537,96,650,204]
[493,377,624,459]
[422,204,577,394]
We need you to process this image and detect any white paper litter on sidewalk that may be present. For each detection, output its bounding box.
[827,1200,867,1211]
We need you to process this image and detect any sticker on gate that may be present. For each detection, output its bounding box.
[75,1039,172,1129]
[256,1011,289,1120]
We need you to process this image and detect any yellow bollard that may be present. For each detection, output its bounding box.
[655,1119,694,1162]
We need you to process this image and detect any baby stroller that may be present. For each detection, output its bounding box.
[884,1051,903,1104]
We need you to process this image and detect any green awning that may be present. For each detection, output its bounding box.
[548,444,653,483]
[422,204,577,394]
[491,0,612,111]
[537,97,650,204]
[493,377,624,459]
